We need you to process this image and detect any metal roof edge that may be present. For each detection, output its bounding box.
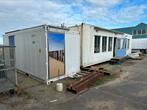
[47,25,69,30]
[83,23,123,34]
[5,24,69,34]
[5,24,46,34]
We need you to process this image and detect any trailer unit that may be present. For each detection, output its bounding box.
[4,25,80,84]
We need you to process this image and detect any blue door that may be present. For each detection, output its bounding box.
[8,36,15,46]
[115,38,127,57]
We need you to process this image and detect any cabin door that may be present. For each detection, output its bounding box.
[115,38,127,57]
[48,32,65,79]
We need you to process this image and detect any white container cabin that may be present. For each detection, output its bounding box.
[4,23,132,84]
[4,25,80,84]
[70,23,132,67]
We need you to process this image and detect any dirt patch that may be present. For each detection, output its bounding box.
[92,74,118,87]
[86,100,116,110]
[122,60,135,66]
[94,71,130,89]
[135,90,147,97]
[124,107,138,110]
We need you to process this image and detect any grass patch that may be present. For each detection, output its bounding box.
[21,90,33,99]
[92,74,119,87]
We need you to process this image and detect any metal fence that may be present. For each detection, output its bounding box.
[0,46,17,93]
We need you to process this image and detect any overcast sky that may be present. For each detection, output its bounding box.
[0,0,147,44]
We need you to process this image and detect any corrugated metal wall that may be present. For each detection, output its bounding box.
[4,26,81,83]
[4,26,47,81]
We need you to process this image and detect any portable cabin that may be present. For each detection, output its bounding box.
[70,23,132,67]
[114,33,132,57]
[3,24,132,84]
[4,25,80,84]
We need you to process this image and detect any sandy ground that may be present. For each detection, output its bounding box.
[49,57,64,78]
[0,56,147,110]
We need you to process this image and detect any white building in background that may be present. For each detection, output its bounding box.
[114,23,147,53]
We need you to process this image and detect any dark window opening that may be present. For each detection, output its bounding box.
[108,37,112,51]
[94,36,101,53]
[138,30,141,34]
[8,36,15,46]
[102,36,107,52]
[117,39,121,49]
[142,30,146,34]
[133,30,136,35]
[127,39,130,49]
[123,39,127,49]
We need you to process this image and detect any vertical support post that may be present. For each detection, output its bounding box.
[44,25,49,84]
[80,23,84,67]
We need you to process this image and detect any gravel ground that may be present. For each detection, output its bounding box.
[0,56,147,110]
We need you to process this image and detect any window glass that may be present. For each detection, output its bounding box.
[94,36,101,53]
[117,39,121,49]
[123,39,127,49]
[8,36,15,46]
[133,30,136,35]
[120,39,123,49]
[108,37,112,51]
[142,30,145,34]
[138,30,141,34]
[127,39,130,49]
[102,36,107,52]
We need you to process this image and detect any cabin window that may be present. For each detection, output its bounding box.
[122,39,124,49]
[127,39,130,49]
[117,39,121,49]
[133,30,136,35]
[102,36,107,52]
[108,37,112,51]
[138,30,141,34]
[142,30,146,34]
[120,39,124,49]
[94,36,101,53]
[8,36,15,46]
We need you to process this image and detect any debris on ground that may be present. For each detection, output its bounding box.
[128,52,143,60]
[98,67,113,76]
[67,71,103,94]
[50,99,57,103]
[110,57,127,65]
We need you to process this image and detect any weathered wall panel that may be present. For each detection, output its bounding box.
[4,26,47,81]
[65,31,80,76]
[82,24,119,67]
